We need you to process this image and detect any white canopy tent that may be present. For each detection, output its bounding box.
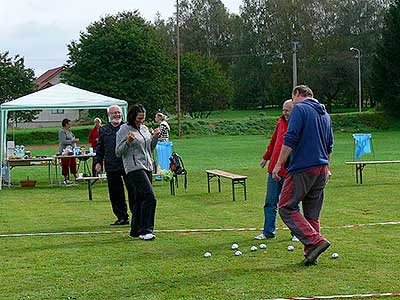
[0,83,128,190]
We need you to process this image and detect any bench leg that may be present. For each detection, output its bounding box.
[355,165,359,184]
[88,180,93,201]
[55,159,60,186]
[232,180,235,201]
[207,173,211,193]
[48,161,52,185]
[355,163,366,184]
[244,179,247,200]
[360,164,363,184]
[218,176,221,192]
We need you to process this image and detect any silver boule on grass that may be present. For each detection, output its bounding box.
[203,252,212,258]
[259,243,267,249]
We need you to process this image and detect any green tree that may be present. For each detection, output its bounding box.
[0,51,37,123]
[153,13,176,57]
[181,53,232,118]
[64,11,176,115]
[154,0,236,72]
[302,0,389,111]
[372,0,400,115]
[306,53,356,112]
[179,0,234,59]
[231,0,389,111]
[230,0,297,109]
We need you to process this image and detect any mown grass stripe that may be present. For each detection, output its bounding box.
[0,221,399,238]
[271,291,400,300]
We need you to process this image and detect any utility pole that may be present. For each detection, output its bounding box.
[176,0,182,137]
[350,47,362,113]
[292,41,300,89]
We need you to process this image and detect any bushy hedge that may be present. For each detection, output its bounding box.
[6,126,93,146]
[6,112,395,145]
[330,112,391,131]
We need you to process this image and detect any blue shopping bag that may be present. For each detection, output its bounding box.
[156,141,173,171]
[353,133,371,160]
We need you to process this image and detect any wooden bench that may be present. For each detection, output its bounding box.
[345,160,400,184]
[206,169,247,201]
[75,176,107,200]
[77,174,166,200]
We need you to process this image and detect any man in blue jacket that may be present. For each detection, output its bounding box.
[272,85,333,266]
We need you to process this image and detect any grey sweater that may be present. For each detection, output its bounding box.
[58,128,76,154]
[115,123,158,174]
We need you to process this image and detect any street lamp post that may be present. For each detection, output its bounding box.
[350,47,362,113]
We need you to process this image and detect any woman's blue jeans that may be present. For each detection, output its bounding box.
[263,173,285,237]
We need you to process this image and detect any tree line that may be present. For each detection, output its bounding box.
[1,0,400,122]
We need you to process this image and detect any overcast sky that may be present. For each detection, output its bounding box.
[0,0,241,77]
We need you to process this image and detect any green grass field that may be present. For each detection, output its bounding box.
[1,132,400,299]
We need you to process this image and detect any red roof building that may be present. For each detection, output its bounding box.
[35,66,65,90]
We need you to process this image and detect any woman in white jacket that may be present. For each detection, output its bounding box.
[155,112,170,141]
[116,104,160,240]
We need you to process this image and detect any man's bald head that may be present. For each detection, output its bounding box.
[282,99,294,120]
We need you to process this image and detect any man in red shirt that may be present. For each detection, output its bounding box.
[255,99,296,240]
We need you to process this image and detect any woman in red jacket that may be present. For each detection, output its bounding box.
[89,118,102,148]
[89,117,102,175]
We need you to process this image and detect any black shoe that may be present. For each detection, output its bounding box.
[129,233,139,239]
[303,258,318,266]
[304,240,331,266]
[110,219,129,226]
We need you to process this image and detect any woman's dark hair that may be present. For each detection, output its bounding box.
[127,104,146,128]
[62,118,70,127]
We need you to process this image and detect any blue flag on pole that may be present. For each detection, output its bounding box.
[353,133,372,160]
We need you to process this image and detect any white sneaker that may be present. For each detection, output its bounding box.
[139,233,156,240]
[254,233,266,240]
[63,180,75,185]
[291,236,300,242]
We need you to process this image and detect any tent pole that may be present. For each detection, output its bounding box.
[0,109,8,190]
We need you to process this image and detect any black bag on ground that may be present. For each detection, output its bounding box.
[169,152,186,175]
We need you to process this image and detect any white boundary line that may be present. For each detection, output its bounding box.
[0,221,399,238]
[271,291,400,299]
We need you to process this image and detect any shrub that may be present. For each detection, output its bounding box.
[6,112,395,145]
